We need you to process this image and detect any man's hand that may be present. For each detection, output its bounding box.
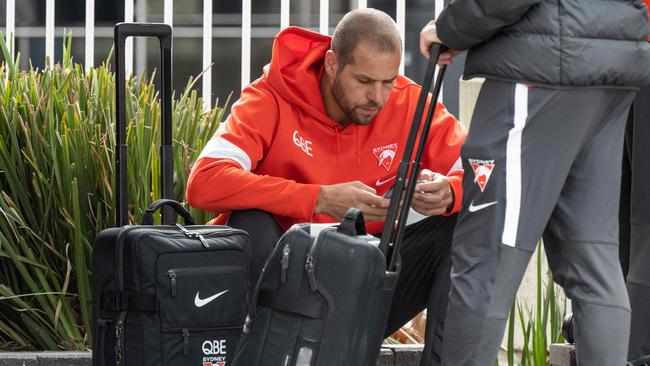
[315,181,390,222]
[410,169,454,216]
[419,20,462,65]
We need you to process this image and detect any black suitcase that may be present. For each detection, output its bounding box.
[232,45,449,366]
[91,23,251,366]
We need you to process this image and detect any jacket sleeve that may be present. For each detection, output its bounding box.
[422,101,467,215]
[436,0,541,50]
[186,83,321,221]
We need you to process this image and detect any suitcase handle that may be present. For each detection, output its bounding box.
[379,44,448,271]
[114,22,174,226]
[142,199,195,225]
[337,208,367,236]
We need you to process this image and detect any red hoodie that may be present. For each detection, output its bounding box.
[186,27,466,233]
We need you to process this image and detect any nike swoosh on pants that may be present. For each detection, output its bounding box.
[468,201,498,213]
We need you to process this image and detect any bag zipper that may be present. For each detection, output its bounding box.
[114,312,127,366]
[182,328,190,355]
[280,243,291,284]
[161,325,242,356]
[162,325,243,333]
[168,271,177,297]
[116,226,136,301]
[304,227,335,292]
[175,224,209,248]
[167,265,243,298]
[129,226,247,294]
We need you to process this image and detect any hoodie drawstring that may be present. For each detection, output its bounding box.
[335,127,341,167]
[355,126,360,164]
[334,125,361,166]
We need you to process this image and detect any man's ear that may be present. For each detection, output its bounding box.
[324,50,339,78]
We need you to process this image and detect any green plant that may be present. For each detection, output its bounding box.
[0,32,228,350]
[505,244,567,366]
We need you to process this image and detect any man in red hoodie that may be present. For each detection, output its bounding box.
[186,9,466,364]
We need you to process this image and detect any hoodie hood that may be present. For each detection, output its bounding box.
[263,27,338,127]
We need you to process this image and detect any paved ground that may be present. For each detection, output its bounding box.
[0,348,424,366]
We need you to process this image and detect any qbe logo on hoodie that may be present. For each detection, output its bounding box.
[292,130,313,157]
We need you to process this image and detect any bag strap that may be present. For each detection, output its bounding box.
[337,208,366,236]
[94,318,111,366]
[100,291,159,312]
[257,289,324,319]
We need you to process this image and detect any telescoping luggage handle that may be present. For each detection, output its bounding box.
[114,23,173,226]
[378,44,448,271]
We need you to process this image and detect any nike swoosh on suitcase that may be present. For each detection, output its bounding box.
[194,289,229,307]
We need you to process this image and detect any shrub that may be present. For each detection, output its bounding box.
[0,33,228,350]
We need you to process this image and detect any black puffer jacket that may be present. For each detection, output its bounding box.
[436,0,650,88]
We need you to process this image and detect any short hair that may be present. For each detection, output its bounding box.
[331,8,402,69]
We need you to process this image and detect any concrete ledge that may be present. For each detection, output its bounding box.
[549,343,576,366]
[0,352,91,366]
[383,344,424,365]
[377,348,396,365]
[0,347,424,365]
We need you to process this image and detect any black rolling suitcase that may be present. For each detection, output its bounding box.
[232,45,449,366]
[92,23,251,366]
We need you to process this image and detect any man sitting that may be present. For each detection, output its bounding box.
[186,8,466,365]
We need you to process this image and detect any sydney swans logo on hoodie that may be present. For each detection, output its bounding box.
[372,143,398,172]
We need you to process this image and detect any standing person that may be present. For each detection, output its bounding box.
[622,84,650,363]
[621,1,650,360]
[419,1,650,365]
[187,9,467,365]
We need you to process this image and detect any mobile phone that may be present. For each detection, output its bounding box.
[383,179,426,198]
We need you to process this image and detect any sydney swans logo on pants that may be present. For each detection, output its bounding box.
[372,143,398,172]
[469,158,495,192]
